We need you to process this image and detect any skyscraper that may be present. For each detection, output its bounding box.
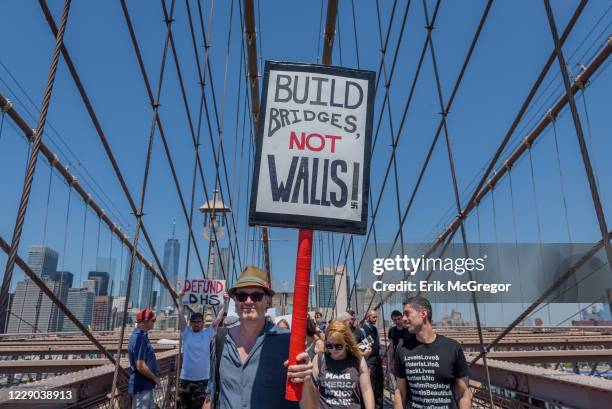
[119,259,142,307]
[91,296,112,331]
[53,271,74,331]
[26,245,59,278]
[7,277,63,333]
[7,246,64,333]
[140,269,154,310]
[159,238,180,311]
[214,247,231,280]
[96,257,116,296]
[63,288,94,332]
[316,266,349,319]
[87,271,110,296]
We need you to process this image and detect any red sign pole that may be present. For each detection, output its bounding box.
[285,228,313,401]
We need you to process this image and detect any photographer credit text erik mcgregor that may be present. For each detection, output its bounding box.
[370,254,512,295]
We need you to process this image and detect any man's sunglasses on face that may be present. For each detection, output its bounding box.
[326,343,345,351]
[234,292,265,302]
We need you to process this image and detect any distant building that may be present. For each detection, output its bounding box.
[317,266,349,319]
[91,296,112,331]
[159,238,180,312]
[83,279,98,295]
[63,288,94,332]
[110,296,130,329]
[26,245,58,278]
[119,260,143,308]
[96,257,117,296]
[88,271,110,296]
[140,270,155,310]
[214,247,231,280]
[52,271,74,331]
[272,292,294,315]
[7,277,63,333]
[438,310,472,327]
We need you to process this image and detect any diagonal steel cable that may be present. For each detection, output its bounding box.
[0,0,73,333]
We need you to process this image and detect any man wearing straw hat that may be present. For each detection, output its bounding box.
[204,266,313,409]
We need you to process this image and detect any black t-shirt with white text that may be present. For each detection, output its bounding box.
[394,335,469,409]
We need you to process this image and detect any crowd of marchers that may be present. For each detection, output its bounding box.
[125,266,472,409]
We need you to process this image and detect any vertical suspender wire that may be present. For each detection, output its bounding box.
[108,224,114,295]
[551,115,576,314]
[55,182,72,331]
[543,0,612,273]
[110,1,176,403]
[508,169,525,310]
[421,1,494,404]
[490,187,504,321]
[327,236,348,321]
[79,198,88,291]
[350,238,358,314]
[0,0,72,333]
[350,0,360,69]
[527,146,552,324]
[579,83,601,190]
[474,204,483,324]
[95,216,102,295]
[0,106,6,143]
[41,160,54,245]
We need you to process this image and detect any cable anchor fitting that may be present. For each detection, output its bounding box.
[1,98,12,113]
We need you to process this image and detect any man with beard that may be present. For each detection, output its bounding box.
[393,297,472,409]
[204,266,312,409]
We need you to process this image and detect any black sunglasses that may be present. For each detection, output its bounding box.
[234,292,265,302]
[325,343,345,351]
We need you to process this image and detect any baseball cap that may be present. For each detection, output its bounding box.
[190,312,204,321]
[136,308,156,323]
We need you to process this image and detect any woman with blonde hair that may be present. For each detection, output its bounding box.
[302,320,374,409]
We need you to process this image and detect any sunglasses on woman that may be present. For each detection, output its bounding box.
[234,292,265,302]
[325,343,345,351]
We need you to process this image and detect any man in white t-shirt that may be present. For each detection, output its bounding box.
[178,289,228,409]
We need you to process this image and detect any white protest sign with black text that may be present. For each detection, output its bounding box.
[249,61,374,234]
[181,279,226,306]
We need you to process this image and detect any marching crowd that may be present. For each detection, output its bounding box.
[127,266,472,409]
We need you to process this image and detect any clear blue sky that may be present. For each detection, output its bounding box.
[0,0,610,324]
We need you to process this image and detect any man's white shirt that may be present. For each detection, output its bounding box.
[181,325,215,381]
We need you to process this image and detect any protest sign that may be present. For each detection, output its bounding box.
[249,61,375,234]
[181,279,226,306]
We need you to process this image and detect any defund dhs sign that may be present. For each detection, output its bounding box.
[182,279,225,306]
[249,62,375,234]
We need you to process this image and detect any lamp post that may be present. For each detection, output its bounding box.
[199,189,231,280]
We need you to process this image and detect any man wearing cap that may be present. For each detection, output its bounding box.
[128,308,158,409]
[204,266,313,409]
[177,289,229,409]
